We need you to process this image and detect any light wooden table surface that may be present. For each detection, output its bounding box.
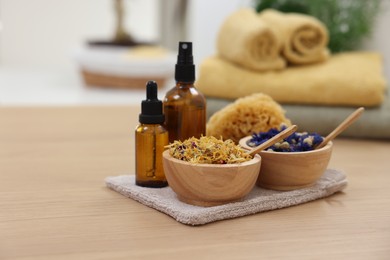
[1,106,389,259]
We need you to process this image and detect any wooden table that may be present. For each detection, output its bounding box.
[1,106,389,259]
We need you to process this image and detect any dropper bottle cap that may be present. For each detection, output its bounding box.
[139,81,165,124]
[175,42,195,82]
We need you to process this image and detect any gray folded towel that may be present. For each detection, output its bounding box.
[207,93,390,139]
[105,169,347,225]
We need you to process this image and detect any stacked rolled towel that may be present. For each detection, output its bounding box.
[216,8,330,71]
[217,8,285,71]
[196,52,386,107]
[259,9,330,65]
[203,8,388,139]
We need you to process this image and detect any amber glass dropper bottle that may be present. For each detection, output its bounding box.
[163,42,206,143]
[135,81,168,188]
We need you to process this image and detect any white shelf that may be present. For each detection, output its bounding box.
[0,67,173,106]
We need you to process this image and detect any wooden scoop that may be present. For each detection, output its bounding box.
[315,107,365,150]
[248,125,298,156]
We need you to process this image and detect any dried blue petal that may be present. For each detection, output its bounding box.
[248,126,324,152]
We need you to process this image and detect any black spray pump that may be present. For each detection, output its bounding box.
[175,42,195,82]
[139,81,165,124]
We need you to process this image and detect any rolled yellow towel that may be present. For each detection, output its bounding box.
[196,52,386,107]
[216,8,286,72]
[259,9,329,65]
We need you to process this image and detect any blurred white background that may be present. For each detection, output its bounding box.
[0,0,388,105]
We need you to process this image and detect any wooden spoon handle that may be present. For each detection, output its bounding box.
[248,125,298,156]
[316,107,365,150]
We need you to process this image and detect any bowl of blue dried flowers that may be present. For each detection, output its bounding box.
[239,125,332,191]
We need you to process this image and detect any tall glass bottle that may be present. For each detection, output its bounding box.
[135,81,168,188]
[163,42,206,143]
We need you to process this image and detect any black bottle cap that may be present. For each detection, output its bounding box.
[139,81,165,124]
[175,42,195,82]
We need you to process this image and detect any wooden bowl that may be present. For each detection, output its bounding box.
[162,150,261,207]
[239,136,332,191]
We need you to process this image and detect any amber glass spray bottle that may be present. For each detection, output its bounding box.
[135,81,168,188]
[163,42,206,143]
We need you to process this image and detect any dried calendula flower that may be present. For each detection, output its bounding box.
[166,136,252,164]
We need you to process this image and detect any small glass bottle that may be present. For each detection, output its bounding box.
[163,42,206,143]
[135,81,168,188]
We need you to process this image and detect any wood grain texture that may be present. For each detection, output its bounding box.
[240,136,333,190]
[1,106,390,259]
[162,150,261,206]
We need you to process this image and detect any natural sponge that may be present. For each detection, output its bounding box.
[206,93,291,143]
